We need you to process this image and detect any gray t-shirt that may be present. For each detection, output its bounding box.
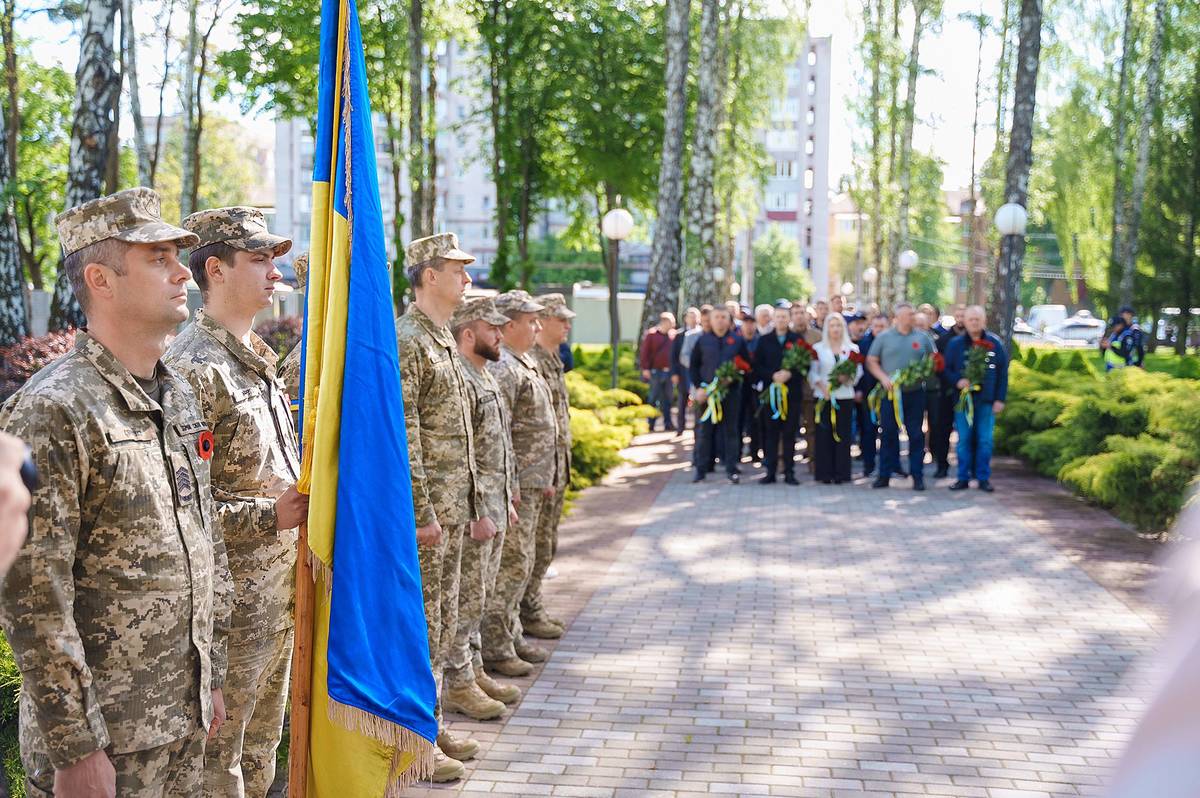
[868,327,935,385]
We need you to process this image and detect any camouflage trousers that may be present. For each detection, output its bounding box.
[481,488,547,662]
[446,522,506,689]
[25,726,206,797]
[420,521,466,728]
[204,627,293,797]
[520,484,565,625]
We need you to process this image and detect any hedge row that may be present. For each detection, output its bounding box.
[566,347,657,490]
[997,346,1200,531]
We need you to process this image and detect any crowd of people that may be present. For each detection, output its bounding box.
[641,296,1011,493]
[0,187,575,795]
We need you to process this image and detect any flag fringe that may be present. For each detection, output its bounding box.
[326,699,436,791]
[305,545,334,593]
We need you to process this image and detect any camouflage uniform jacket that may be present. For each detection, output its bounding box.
[396,305,482,528]
[488,346,558,489]
[165,311,301,640]
[461,358,516,533]
[530,343,572,489]
[0,333,232,767]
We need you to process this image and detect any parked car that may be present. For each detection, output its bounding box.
[1028,304,1068,334]
[1047,310,1105,346]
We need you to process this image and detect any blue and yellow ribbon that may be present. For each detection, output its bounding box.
[766,382,788,421]
[699,379,723,423]
[817,396,843,442]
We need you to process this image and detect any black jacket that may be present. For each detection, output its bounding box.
[854,332,876,395]
[753,330,805,395]
[689,330,751,388]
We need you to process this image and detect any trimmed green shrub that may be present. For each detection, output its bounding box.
[1060,435,1199,530]
[1178,357,1200,379]
[1010,340,1022,361]
[1062,350,1098,378]
[568,408,632,489]
[1024,348,1039,368]
[1036,350,1064,373]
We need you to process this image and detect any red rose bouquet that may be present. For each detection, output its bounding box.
[955,338,994,425]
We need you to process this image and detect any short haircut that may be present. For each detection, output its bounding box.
[62,238,131,313]
[659,311,676,324]
[406,257,446,288]
[754,303,773,315]
[699,304,714,314]
[451,318,482,343]
[188,241,240,295]
[893,301,914,313]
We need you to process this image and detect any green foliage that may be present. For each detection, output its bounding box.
[1035,350,1063,373]
[571,345,648,400]
[752,225,814,304]
[1024,348,1039,368]
[1062,350,1098,377]
[566,345,654,489]
[0,634,21,796]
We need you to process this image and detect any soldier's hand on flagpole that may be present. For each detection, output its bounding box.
[542,486,555,498]
[0,432,31,576]
[53,749,116,798]
[209,688,226,739]
[512,489,521,508]
[275,486,310,530]
[416,521,443,547]
[470,517,497,542]
[509,501,519,528]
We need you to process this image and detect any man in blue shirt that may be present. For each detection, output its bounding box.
[867,303,936,490]
[944,306,1009,492]
[689,306,751,484]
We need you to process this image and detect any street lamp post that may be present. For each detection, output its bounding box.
[994,202,1029,349]
[898,249,919,302]
[862,266,878,305]
[601,207,634,388]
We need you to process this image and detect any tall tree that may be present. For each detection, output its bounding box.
[866,0,887,306]
[1108,0,1134,304]
[990,0,1042,349]
[179,0,198,218]
[408,0,426,240]
[681,0,722,307]
[50,0,120,331]
[122,0,151,185]
[638,0,689,337]
[963,8,990,305]
[423,44,436,237]
[1,0,17,182]
[0,93,26,344]
[149,0,175,187]
[1118,0,1167,307]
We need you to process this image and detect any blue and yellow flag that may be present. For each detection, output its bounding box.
[296,0,436,791]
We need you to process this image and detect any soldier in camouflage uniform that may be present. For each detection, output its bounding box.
[444,297,522,722]
[521,293,576,641]
[165,207,308,797]
[395,233,485,783]
[0,188,232,797]
[480,291,560,677]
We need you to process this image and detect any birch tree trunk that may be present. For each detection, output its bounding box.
[682,0,721,307]
[989,0,1042,350]
[890,0,928,303]
[1108,0,1133,305]
[638,0,689,337]
[0,101,27,344]
[1,0,17,181]
[1118,0,1166,308]
[50,0,120,331]
[1178,59,1200,355]
[407,0,426,240]
[121,0,151,186]
[178,0,198,218]
[867,0,886,306]
[423,48,437,237]
[965,9,986,305]
[149,0,175,187]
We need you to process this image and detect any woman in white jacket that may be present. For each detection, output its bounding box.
[808,313,861,483]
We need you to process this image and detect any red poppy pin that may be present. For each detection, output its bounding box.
[725,336,735,345]
[197,430,215,461]
[911,341,921,350]
[975,338,995,350]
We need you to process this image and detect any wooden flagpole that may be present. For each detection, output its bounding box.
[288,522,315,796]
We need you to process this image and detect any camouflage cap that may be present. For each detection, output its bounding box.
[405,232,475,266]
[536,292,577,320]
[494,290,545,319]
[182,206,292,257]
[55,187,199,257]
[292,253,308,291]
[450,296,510,329]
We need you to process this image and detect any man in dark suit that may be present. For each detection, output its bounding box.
[689,306,751,484]
[753,305,803,484]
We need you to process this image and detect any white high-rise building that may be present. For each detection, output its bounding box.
[274,39,498,277]
[747,35,833,303]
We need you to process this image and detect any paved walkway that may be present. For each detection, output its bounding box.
[411,434,1162,798]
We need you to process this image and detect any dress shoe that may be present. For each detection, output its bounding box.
[432,749,465,782]
[949,480,970,491]
[978,480,994,492]
[477,671,521,704]
[912,479,926,491]
[514,638,548,663]
[933,466,949,479]
[437,730,480,762]
[862,467,875,478]
[872,477,889,489]
[728,472,740,484]
[759,474,777,485]
[485,656,533,677]
[443,683,505,721]
[523,617,564,639]
[784,474,799,486]
[897,467,909,478]
[692,471,706,483]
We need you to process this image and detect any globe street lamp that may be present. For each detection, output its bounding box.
[841,281,854,297]
[898,249,918,302]
[601,208,633,388]
[994,202,1029,349]
[863,266,878,304]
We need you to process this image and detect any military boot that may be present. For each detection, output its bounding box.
[432,749,465,783]
[444,682,505,720]
[522,617,564,639]
[515,638,548,663]
[437,730,480,762]
[477,671,521,704]
[485,656,533,677]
